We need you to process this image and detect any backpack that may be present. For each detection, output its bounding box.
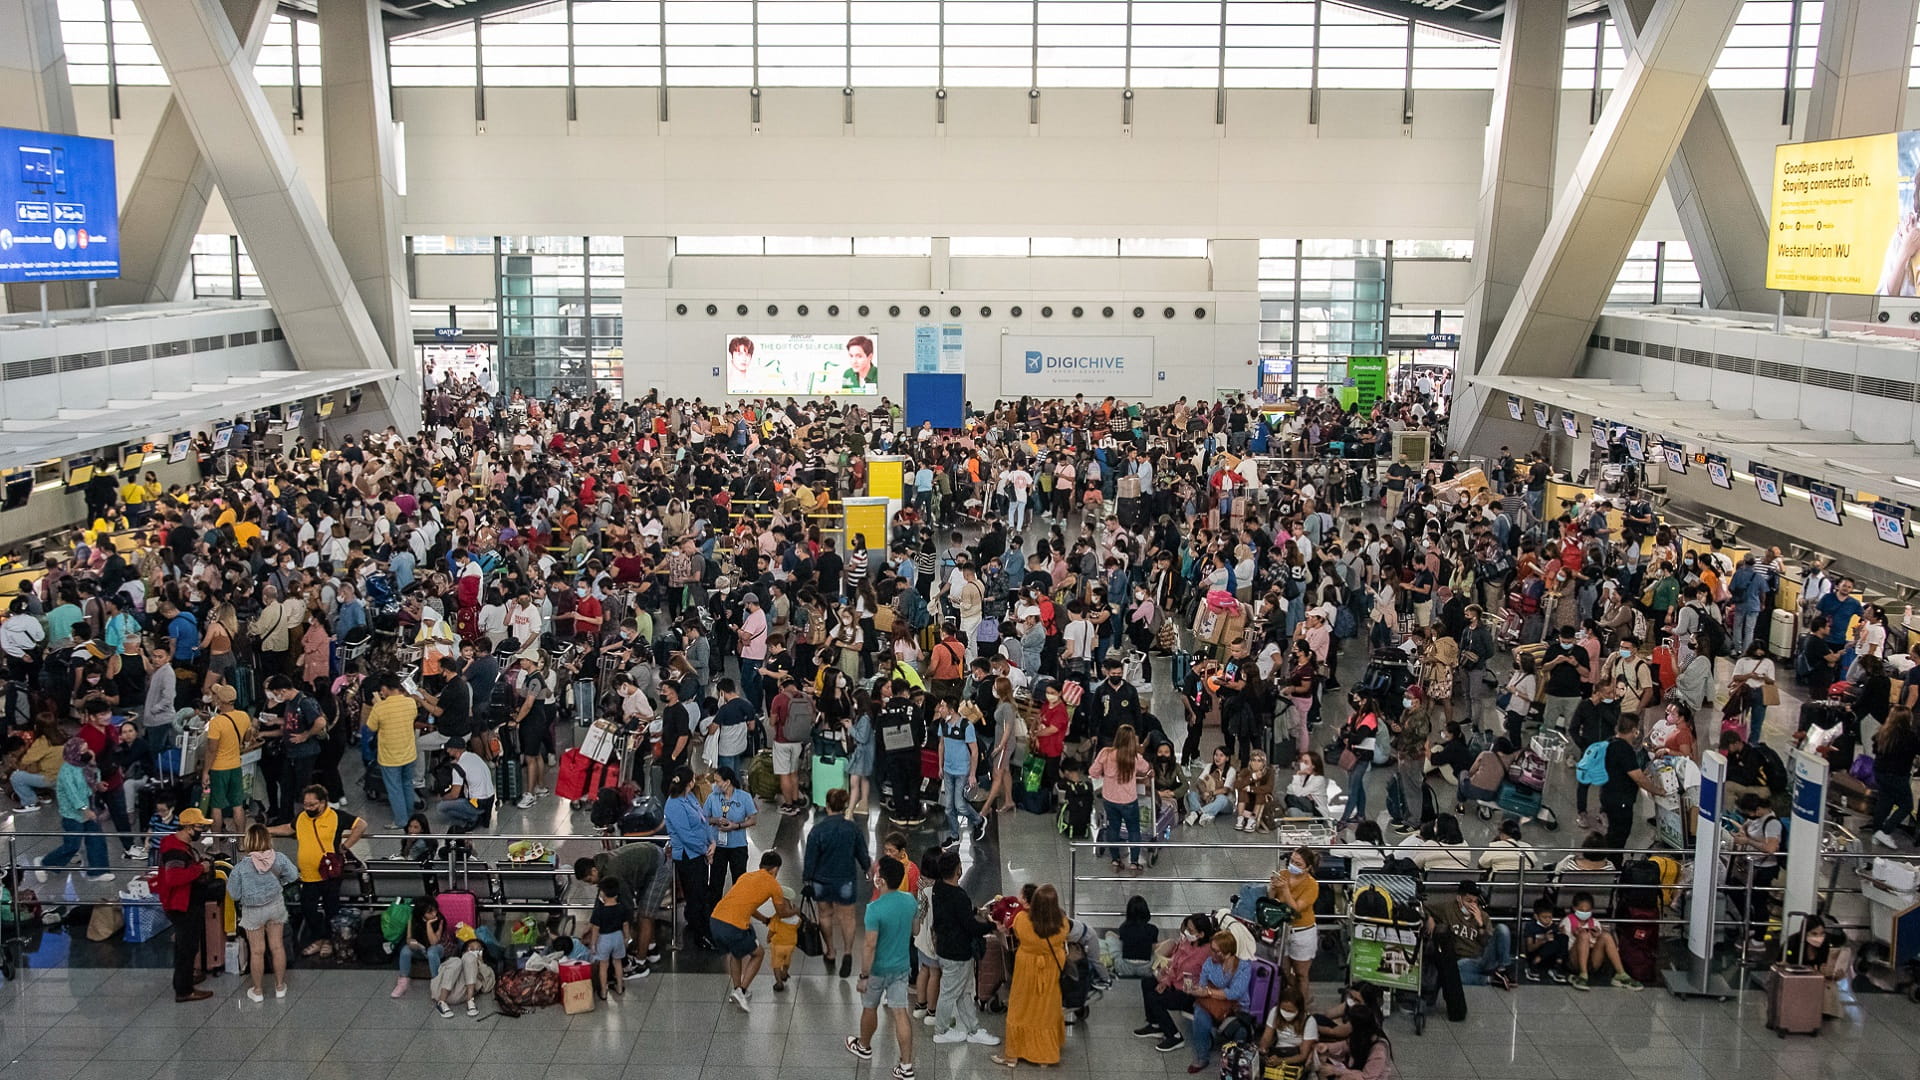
[380,899,414,944]
[778,692,815,744]
[1695,606,1730,658]
[1576,741,1611,785]
[1351,883,1401,924]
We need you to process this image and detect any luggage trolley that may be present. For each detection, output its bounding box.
[1475,730,1564,830]
[1347,870,1427,1034]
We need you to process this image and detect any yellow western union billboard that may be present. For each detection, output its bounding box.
[1767,131,1920,296]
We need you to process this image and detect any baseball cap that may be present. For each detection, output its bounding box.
[178,808,212,827]
[742,592,760,605]
[210,683,236,706]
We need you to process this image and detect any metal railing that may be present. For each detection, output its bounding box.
[1063,836,1904,984]
[2,829,673,927]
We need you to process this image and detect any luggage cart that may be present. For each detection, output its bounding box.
[1348,870,1426,1034]
[1476,732,1561,830]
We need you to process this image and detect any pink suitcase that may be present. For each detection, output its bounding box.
[435,889,479,934]
[1765,964,1823,1036]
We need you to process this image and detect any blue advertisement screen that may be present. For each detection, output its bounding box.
[0,126,119,284]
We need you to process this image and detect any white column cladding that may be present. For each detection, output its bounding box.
[1613,0,1798,317]
[0,0,83,313]
[1800,0,1920,320]
[621,236,673,400]
[105,0,272,307]
[133,0,416,431]
[1207,239,1260,397]
[1466,0,1743,457]
[1454,0,1562,436]
[320,0,419,431]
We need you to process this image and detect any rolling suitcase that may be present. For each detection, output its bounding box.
[811,753,847,807]
[1769,609,1798,660]
[1766,913,1824,1037]
[435,889,479,933]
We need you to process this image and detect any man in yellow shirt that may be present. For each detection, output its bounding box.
[708,850,795,1011]
[365,675,421,827]
[268,784,367,958]
[200,683,253,840]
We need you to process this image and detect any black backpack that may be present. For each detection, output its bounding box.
[1695,607,1729,659]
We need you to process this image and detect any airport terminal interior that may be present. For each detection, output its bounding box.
[10,0,1920,1078]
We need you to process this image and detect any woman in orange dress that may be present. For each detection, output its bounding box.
[993,884,1068,1068]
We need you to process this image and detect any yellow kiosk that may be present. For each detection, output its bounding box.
[866,455,907,503]
[843,497,890,554]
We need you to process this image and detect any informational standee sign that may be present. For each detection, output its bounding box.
[1783,749,1829,923]
[1000,335,1153,398]
[1767,130,1920,296]
[0,126,120,284]
[1688,752,1726,960]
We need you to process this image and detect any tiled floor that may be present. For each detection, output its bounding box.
[0,960,1910,1080]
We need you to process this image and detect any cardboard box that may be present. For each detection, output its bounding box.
[1118,475,1141,499]
[1433,468,1489,506]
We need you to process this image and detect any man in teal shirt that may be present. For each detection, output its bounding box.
[42,590,84,650]
[846,858,916,1079]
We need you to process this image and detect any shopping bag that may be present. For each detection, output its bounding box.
[562,978,595,1014]
[554,749,593,801]
[579,720,619,765]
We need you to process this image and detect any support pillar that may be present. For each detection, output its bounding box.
[104,0,272,307]
[1615,0,1803,316]
[320,0,419,430]
[0,0,83,313]
[133,0,417,433]
[1455,0,1563,432]
[1462,0,1743,451]
[1802,0,1920,320]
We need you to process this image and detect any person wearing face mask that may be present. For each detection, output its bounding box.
[267,784,367,959]
[1561,890,1643,990]
[1781,914,1852,1017]
[1272,848,1321,997]
[1256,984,1318,1075]
[1090,656,1142,746]
[1134,912,1217,1053]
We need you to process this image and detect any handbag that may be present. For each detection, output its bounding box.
[306,815,345,880]
[1196,992,1234,1021]
[1336,746,1358,773]
[796,897,825,957]
[1762,681,1781,706]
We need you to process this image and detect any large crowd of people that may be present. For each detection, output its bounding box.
[0,367,1886,1076]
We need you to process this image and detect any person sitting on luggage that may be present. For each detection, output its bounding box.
[1782,914,1852,1018]
[1426,881,1514,989]
[1256,984,1318,1075]
[1562,890,1644,991]
[1520,898,1569,984]
[1454,735,1517,813]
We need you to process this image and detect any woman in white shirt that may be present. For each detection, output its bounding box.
[1477,818,1539,872]
[1728,642,1778,744]
[1500,656,1539,744]
[1283,750,1333,818]
[1183,747,1239,825]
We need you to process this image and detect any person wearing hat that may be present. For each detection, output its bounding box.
[508,649,554,809]
[156,807,215,1003]
[737,592,768,711]
[202,682,254,841]
[1426,879,1513,989]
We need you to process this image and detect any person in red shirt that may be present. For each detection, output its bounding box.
[158,808,214,1002]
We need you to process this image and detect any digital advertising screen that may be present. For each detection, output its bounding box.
[1808,481,1844,527]
[1752,464,1783,506]
[1593,420,1609,449]
[725,333,879,396]
[1873,503,1911,548]
[1531,403,1549,429]
[1623,429,1645,461]
[1506,396,1522,421]
[1767,129,1920,296]
[168,432,191,464]
[0,126,119,284]
[1560,411,1579,439]
[1663,443,1687,475]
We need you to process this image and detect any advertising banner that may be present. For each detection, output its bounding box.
[1506,396,1522,421]
[725,333,879,396]
[1347,921,1419,992]
[0,126,120,284]
[1347,356,1386,410]
[1706,454,1731,490]
[1000,335,1153,397]
[940,323,964,373]
[1766,130,1920,296]
[1531,403,1549,429]
[1561,410,1579,439]
[1752,463,1783,506]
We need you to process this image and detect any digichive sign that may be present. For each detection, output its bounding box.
[1766,130,1920,296]
[1001,335,1153,396]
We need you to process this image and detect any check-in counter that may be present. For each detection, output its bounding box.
[1676,528,1752,567]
